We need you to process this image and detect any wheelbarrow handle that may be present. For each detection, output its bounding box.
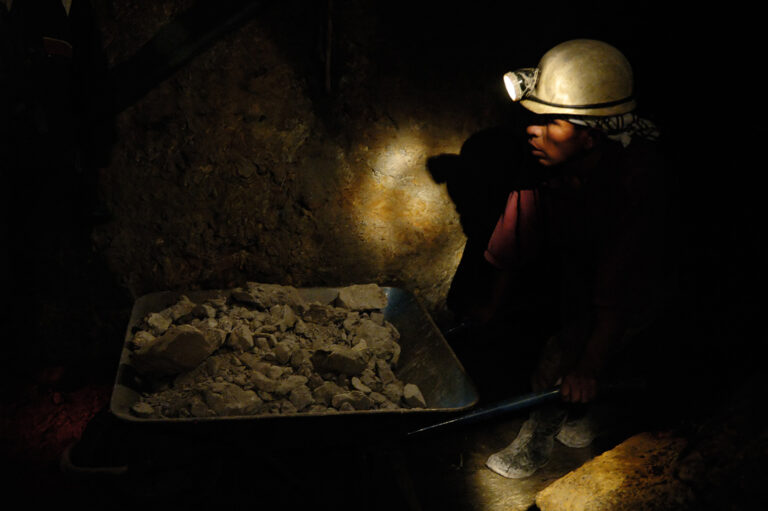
[408,387,561,436]
[407,378,646,437]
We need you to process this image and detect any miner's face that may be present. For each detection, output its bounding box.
[525,118,593,167]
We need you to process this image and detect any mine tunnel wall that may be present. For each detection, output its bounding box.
[6,0,710,371]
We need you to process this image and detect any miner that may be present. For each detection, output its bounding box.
[464,39,668,478]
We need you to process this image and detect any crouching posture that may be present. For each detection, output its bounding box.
[469,40,667,478]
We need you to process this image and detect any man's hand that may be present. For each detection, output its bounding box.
[560,366,598,403]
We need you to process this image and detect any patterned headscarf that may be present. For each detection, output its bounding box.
[567,112,660,148]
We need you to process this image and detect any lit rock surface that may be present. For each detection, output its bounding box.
[535,432,694,511]
[129,287,425,418]
[335,284,388,311]
[91,2,482,322]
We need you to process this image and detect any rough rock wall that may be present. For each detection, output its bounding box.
[92,1,498,320]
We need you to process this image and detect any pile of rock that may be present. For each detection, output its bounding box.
[127,283,427,418]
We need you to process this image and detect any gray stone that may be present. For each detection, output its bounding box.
[192,303,216,319]
[289,348,312,369]
[217,316,234,332]
[203,383,262,416]
[249,371,278,392]
[313,381,345,406]
[384,321,400,341]
[229,306,255,321]
[163,295,197,321]
[238,352,268,372]
[204,296,228,311]
[350,318,400,364]
[131,325,222,376]
[230,289,259,305]
[275,375,309,396]
[200,326,227,348]
[368,392,388,405]
[311,344,371,376]
[351,377,372,394]
[146,312,172,335]
[175,365,206,388]
[254,336,272,351]
[335,373,350,388]
[382,381,404,403]
[307,373,325,390]
[205,354,225,375]
[334,284,388,311]
[331,391,372,410]
[274,339,297,365]
[269,304,297,331]
[403,383,426,408]
[338,401,355,412]
[253,330,278,347]
[131,402,155,418]
[303,303,347,324]
[130,330,156,350]
[244,282,307,310]
[359,368,381,391]
[375,359,397,384]
[369,311,385,325]
[289,384,314,410]
[188,395,213,417]
[227,324,254,351]
[342,313,360,332]
[266,364,286,380]
[293,319,308,336]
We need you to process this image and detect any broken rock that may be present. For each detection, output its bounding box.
[403,383,426,408]
[227,324,254,351]
[335,284,388,311]
[312,344,371,376]
[204,383,262,416]
[146,312,172,335]
[332,391,373,411]
[130,402,155,418]
[289,385,314,411]
[351,377,372,394]
[302,303,347,324]
[245,282,307,310]
[313,381,345,406]
[350,319,401,364]
[132,325,222,376]
[130,330,156,350]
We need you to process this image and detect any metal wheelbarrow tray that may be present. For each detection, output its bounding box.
[110,286,479,443]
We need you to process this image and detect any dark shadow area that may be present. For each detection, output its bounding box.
[1,1,130,391]
[427,123,563,405]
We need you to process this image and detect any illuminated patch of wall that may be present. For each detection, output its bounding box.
[328,124,469,308]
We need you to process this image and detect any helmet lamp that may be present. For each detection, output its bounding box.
[503,68,538,102]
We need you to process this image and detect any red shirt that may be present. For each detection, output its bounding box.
[484,138,668,317]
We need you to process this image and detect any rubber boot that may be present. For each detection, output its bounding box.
[485,403,567,479]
